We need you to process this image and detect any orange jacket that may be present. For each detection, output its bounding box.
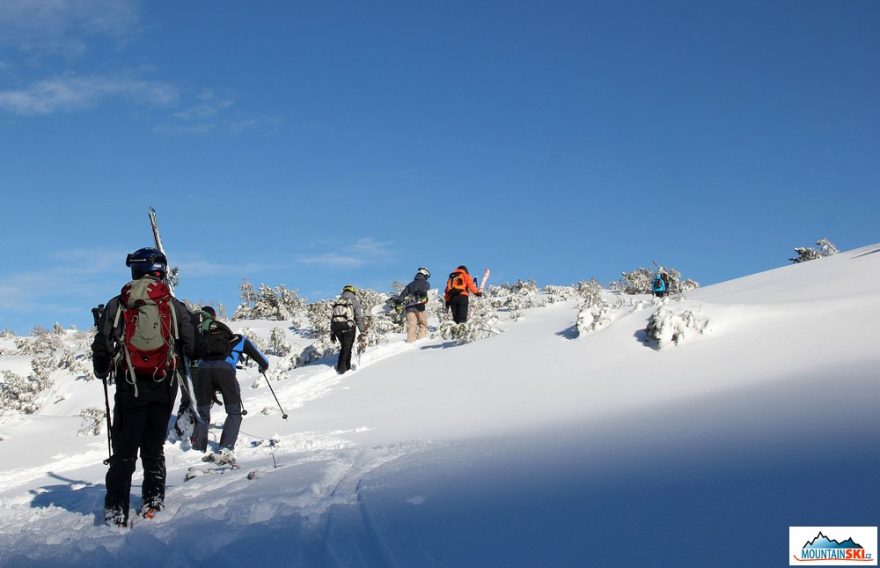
[444,269,480,302]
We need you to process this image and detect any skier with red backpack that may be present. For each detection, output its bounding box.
[91,247,195,527]
[444,265,483,324]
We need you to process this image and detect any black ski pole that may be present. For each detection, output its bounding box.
[260,370,288,419]
[101,373,113,465]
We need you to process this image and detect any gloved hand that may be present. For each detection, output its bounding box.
[259,365,269,373]
[475,291,483,297]
[330,333,337,343]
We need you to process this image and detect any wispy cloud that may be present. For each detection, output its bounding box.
[0,247,123,314]
[0,0,139,57]
[0,73,178,115]
[298,238,395,269]
[155,89,284,135]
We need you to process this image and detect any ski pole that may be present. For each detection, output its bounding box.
[260,370,288,420]
[101,373,113,465]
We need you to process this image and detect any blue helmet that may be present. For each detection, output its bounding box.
[126,247,167,279]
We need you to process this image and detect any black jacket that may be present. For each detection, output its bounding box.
[399,273,431,312]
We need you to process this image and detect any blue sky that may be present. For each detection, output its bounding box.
[1,1,878,333]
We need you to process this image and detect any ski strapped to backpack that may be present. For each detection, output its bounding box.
[147,207,202,429]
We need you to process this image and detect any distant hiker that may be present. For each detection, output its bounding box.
[191,312,269,458]
[444,265,482,324]
[330,284,367,373]
[91,247,195,526]
[652,272,670,298]
[398,267,431,342]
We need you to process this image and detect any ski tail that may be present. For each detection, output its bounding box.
[479,268,490,293]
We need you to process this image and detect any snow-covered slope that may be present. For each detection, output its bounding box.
[1,245,878,567]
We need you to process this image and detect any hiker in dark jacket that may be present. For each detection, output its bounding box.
[330,284,366,373]
[192,314,269,458]
[444,265,482,324]
[92,247,194,526]
[398,267,431,342]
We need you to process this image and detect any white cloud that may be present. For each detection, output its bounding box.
[298,238,395,269]
[0,0,138,57]
[0,73,178,115]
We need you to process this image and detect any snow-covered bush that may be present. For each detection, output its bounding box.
[645,307,709,348]
[267,327,292,357]
[233,281,308,325]
[0,366,53,415]
[439,295,501,344]
[489,280,544,320]
[78,407,105,437]
[790,238,839,263]
[306,300,333,339]
[543,285,579,304]
[575,279,615,337]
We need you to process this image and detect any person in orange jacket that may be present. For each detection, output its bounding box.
[444,265,482,324]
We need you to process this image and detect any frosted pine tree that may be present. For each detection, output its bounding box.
[233,280,258,319]
[575,279,615,337]
[790,238,839,263]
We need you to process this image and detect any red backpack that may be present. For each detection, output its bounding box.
[116,278,178,379]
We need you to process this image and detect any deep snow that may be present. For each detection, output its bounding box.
[0,245,878,567]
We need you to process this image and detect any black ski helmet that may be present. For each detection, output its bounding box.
[126,247,167,279]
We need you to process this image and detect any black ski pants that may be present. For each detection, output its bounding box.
[105,375,177,518]
[333,326,357,373]
[193,360,242,452]
[449,294,470,324]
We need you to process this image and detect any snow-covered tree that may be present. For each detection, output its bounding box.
[645,307,709,349]
[267,327,292,357]
[78,407,105,437]
[790,238,839,263]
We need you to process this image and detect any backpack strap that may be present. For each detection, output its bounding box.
[114,304,140,398]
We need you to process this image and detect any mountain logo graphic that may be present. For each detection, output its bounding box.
[793,531,875,563]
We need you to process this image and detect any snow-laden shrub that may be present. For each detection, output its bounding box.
[439,296,501,344]
[612,266,699,296]
[790,238,839,263]
[575,279,615,337]
[306,300,333,340]
[488,280,544,320]
[0,365,53,415]
[645,307,709,348]
[543,285,579,304]
[233,281,309,325]
[577,302,612,336]
[78,407,105,436]
[298,342,334,367]
[267,327,292,357]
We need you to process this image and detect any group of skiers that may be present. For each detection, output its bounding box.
[91,247,269,527]
[91,248,491,527]
[328,265,485,373]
